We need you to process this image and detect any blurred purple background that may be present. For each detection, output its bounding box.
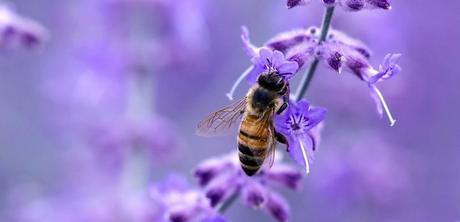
[0,0,459,221]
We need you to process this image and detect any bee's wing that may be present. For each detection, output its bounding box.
[256,108,277,169]
[196,98,247,137]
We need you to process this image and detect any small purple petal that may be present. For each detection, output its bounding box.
[366,0,391,9]
[266,164,303,190]
[205,174,239,207]
[242,182,268,208]
[286,0,308,9]
[194,157,232,187]
[368,53,402,84]
[241,26,258,58]
[266,192,290,222]
[340,0,365,11]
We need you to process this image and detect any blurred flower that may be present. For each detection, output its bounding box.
[228,26,401,126]
[194,152,303,222]
[88,116,180,173]
[275,99,326,174]
[151,174,226,222]
[104,0,210,70]
[287,0,391,11]
[312,133,410,206]
[0,3,47,49]
[287,0,309,9]
[7,182,155,222]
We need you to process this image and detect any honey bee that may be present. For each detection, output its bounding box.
[197,69,289,176]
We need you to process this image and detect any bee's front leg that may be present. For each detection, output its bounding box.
[275,131,289,152]
[276,102,288,115]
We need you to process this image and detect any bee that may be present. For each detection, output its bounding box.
[197,68,289,176]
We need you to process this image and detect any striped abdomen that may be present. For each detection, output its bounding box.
[238,114,272,176]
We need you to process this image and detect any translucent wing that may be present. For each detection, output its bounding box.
[196,98,247,137]
[256,108,277,169]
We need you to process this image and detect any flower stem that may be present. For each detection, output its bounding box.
[218,191,240,213]
[294,6,335,101]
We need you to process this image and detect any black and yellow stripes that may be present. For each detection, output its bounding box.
[237,114,271,176]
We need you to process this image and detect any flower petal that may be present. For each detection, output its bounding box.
[242,182,268,208]
[241,26,259,58]
[266,192,290,222]
[266,164,303,190]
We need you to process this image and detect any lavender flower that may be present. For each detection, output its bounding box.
[0,3,47,49]
[227,27,298,100]
[312,132,410,206]
[275,99,326,174]
[287,0,392,11]
[228,26,401,126]
[194,152,303,222]
[151,174,226,222]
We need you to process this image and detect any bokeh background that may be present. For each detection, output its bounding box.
[0,0,459,221]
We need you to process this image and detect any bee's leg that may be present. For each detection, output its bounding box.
[275,131,289,152]
[276,102,288,115]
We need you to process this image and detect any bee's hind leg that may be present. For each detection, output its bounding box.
[275,131,290,152]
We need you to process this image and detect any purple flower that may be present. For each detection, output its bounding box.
[286,0,310,9]
[226,27,298,100]
[151,174,225,222]
[350,53,402,126]
[312,132,410,206]
[89,116,180,173]
[194,152,303,222]
[287,0,392,11]
[229,26,401,126]
[0,3,47,49]
[275,100,327,174]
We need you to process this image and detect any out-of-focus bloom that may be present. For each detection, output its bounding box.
[194,152,303,222]
[0,3,47,49]
[286,0,310,9]
[7,182,156,222]
[287,0,391,11]
[226,28,298,100]
[151,174,226,222]
[228,26,401,126]
[104,0,210,69]
[312,133,410,206]
[89,116,180,173]
[275,99,326,174]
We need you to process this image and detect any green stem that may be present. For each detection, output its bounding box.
[294,6,335,101]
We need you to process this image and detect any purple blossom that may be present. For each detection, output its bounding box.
[0,3,47,49]
[104,0,210,69]
[226,27,298,100]
[229,26,401,126]
[275,99,327,174]
[312,133,410,206]
[151,174,226,222]
[194,152,303,222]
[287,0,392,11]
[286,0,310,9]
[88,116,180,173]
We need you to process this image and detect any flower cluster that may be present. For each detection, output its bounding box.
[151,174,226,222]
[287,0,392,11]
[194,152,304,222]
[228,26,401,126]
[0,3,47,49]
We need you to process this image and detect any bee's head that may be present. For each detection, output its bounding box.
[257,70,287,93]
